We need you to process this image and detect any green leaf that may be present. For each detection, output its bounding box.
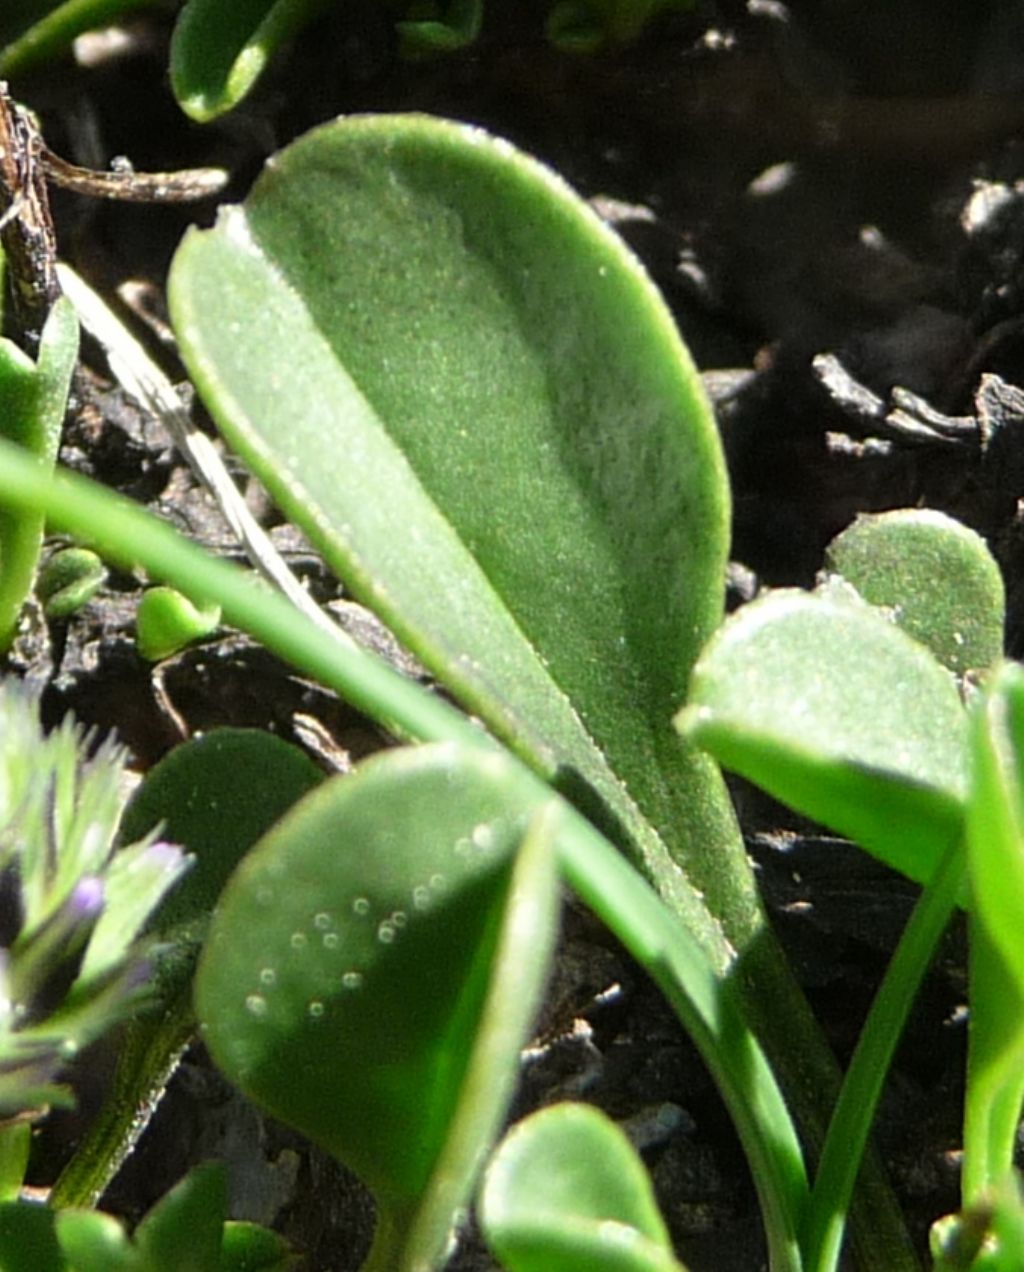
[0,1,160,75]
[0,1202,66,1272]
[54,1209,139,1272]
[825,509,1005,677]
[0,297,79,650]
[166,116,922,1265]
[967,663,1024,990]
[195,742,559,1270]
[46,731,322,1213]
[135,587,221,662]
[168,111,740,967]
[0,1123,30,1200]
[962,665,1024,1201]
[219,1221,296,1272]
[679,589,968,884]
[169,0,331,122]
[480,1102,687,1272]
[118,728,323,945]
[395,0,482,57]
[133,1162,226,1272]
[546,0,695,52]
[36,547,106,620]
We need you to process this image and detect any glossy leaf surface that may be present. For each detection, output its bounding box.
[169,111,740,964]
[170,0,331,122]
[825,509,1004,677]
[679,589,968,884]
[195,743,559,1270]
[480,1102,687,1272]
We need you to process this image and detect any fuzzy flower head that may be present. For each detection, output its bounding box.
[0,680,190,1115]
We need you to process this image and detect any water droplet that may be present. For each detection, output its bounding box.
[308,1000,324,1019]
[412,885,430,910]
[471,822,494,850]
[391,910,407,928]
[259,967,277,986]
[323,932,339,949]
[290,931,308,950]
[429,873,445,892]
[378,921,396,944]
[342,971,363,989]
[313,911,331,930]
[245,994,268,1018]
[352,896,371,916]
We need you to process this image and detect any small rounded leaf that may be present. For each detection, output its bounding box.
[36,548,106,620]
[195,743,559,1270]
[170,0,329,121]
[825,509,1005,676]
[480,1103,687,1272]
[133,1161,226,1272]
[54,1211,134,1272]
[119,728,323,941]
[136,586,220,662]
[678,590,968,884]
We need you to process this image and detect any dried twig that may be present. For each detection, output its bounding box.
[0,81,227,350]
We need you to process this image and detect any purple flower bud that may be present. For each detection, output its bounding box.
[68,876,105,922]
[143,840,190,879]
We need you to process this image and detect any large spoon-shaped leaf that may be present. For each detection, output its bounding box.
[168,111,741,968]
[167,118,922,1266]
[678,589,969,884]
[480,1102,688,1272]
[825,509,1005,677]
[194,742,559,1271]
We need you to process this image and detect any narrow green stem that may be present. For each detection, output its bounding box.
[961,915,1024,1205]
[801,836,966,1272]
[0,443,483,754]
[554,805,809,1271]
[49,986,194,1209]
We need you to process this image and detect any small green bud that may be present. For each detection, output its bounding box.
[36,548,106,619]
[136,587,220,662]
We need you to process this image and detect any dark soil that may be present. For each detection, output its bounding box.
[8,2,1024,1268]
